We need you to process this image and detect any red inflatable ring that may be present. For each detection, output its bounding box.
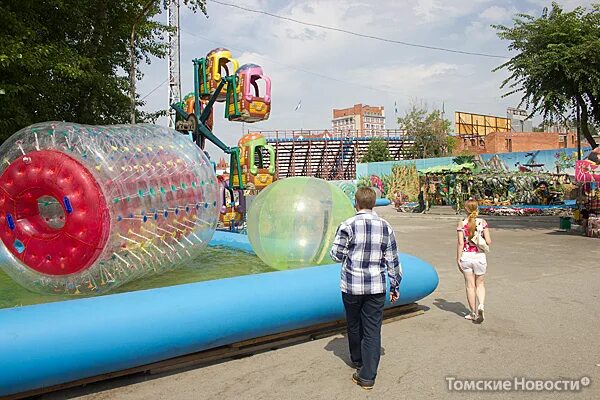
[0,150,110,275]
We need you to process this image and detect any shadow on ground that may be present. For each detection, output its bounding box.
[432,298,470,317]
[324,334,385,368]
[544,230,588,237]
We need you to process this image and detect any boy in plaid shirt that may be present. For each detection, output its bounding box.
[330,187,402,390]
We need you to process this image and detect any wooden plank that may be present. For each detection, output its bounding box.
[151,304,421,371]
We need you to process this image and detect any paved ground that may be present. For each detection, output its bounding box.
[43,206,600,400]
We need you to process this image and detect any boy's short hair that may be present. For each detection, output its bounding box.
[355,187,376,210]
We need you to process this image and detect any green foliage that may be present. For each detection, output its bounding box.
[361,137,392,162]
[0,0,206,140]
[494,2,600,148]
[397,102,452,159]
[356,176,371,188]
[357,164,420,202]
[533,125,545,132]
[388,164,420,202]
[453,171,561,205]
[453,154,476,165]
[446,136,458,155]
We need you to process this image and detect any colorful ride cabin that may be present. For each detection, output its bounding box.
[198,48,239,102]
[232,133,276,190]
[174,92,213,133]
[227,64,271,123]
[218,176,245,225]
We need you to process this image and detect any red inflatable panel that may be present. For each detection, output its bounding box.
[0,150,110,275]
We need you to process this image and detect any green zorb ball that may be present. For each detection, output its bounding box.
[247,177,355,270]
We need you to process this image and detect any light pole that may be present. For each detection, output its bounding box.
[129,0,157,124]
[576,101,581,160]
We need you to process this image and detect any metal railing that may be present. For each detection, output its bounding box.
[255,129,412,141]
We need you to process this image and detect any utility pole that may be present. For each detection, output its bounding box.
[129,28,137,124]
[167,0,181,129]
[129,0,156,124]
[442,101,447,134]
[576,100,581,160]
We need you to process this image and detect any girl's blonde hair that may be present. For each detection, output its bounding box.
[464,199,479,239]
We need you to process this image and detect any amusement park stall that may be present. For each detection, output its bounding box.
[575,160,600,237]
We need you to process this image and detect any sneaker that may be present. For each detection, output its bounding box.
[476,305,484,323]
[352,372,374,390]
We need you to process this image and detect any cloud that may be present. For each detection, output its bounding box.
[412,0,445,22]
[411,0,492,23]
[348,63,460,94]
[284,27,326,41]
[480,6,513,23]
[525,0,597,11]
[464,20,500,47]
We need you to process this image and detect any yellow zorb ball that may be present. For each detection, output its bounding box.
[247,177,355,270]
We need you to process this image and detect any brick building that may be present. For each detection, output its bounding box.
[332,104,385,136]
[455,131,578,155]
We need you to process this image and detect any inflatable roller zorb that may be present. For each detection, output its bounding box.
[0,123,219,294]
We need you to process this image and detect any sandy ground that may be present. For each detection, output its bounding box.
[41,206,600,400]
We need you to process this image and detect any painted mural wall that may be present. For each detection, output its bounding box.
[356,147,593,178]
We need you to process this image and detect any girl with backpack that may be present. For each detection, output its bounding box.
[456,199,492,323]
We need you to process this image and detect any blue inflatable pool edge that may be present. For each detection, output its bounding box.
[351,198,391,207]
[375,198,392,206]
[0,231,438,397]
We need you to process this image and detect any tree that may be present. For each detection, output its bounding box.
[494,2,600,148]
[397,102,452,159]
[446,136,458,155]
[0,0,206,141]
[361,137,392,163]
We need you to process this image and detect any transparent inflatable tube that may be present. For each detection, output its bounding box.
[0,231,439,397]
[330,180,357,201]
[329,181,391,206]
[0,123,219,294]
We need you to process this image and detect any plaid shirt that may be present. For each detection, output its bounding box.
[330,210,402,295]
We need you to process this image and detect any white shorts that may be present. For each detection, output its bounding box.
[460,252,487,275]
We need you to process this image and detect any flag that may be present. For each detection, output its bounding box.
[294,100,302,111]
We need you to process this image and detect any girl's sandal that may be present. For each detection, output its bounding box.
[475,306,484,323]
[464,313,477,320]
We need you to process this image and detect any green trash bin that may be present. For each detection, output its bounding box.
[559,216,572,231]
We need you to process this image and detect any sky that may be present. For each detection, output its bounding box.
[137,0,596,156]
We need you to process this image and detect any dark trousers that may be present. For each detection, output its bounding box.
[342,292,386,382]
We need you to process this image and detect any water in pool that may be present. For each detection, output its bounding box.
[0,247,274,309]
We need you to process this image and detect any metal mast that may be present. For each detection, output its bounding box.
[167,0,181,128]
